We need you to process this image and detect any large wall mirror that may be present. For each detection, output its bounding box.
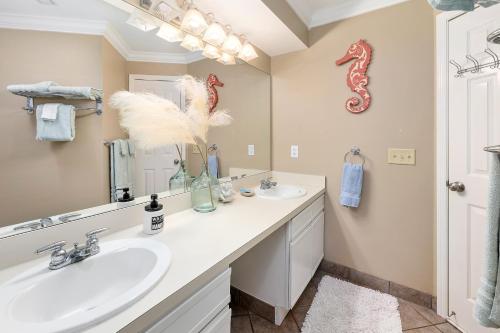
[0,0,271,238]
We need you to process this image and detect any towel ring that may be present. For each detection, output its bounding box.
[344,146,365,166]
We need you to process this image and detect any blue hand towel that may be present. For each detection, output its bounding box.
[208,154,219,178]
[35,104,75,141]
[340,163,364,208]
[474,154,500,327]
[427,0,500,11]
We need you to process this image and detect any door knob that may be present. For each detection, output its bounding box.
[174,159,180,165]
[447,181,465,193]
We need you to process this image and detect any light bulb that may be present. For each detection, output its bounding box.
[202,44,221,59]
[217,52,236,65]
[180,8,208,36]
[126,11,159,32]
[181,34,204,52]
[203,22,226,47]
[156,23,184,42]
[238,41,259,62]
[222,33,242,55]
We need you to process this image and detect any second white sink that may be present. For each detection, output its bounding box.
[255,185,307,200]
[0,238,171,333]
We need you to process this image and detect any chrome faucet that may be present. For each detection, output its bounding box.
[260,178,277,190]
[36,228,108,270]
[14,217,54,231]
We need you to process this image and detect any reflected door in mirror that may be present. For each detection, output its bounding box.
[129,75,186,196]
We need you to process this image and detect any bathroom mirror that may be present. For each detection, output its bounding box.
[0,0,270,238]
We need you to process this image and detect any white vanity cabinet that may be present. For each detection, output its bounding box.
[147,269,231,333]
[231,195,325,325]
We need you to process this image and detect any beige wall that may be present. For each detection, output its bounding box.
[0,30,128,228]
[0,29,106,227]
[187,59,271,177]
[271,0,435,293]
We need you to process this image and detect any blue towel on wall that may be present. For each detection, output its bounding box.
[35,104,75,141]
[208,154,219,178]
[340,163,364,208]
[427,0,500,11]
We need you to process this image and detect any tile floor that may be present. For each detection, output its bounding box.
[230,269,461,333]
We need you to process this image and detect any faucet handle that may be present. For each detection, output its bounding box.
[85,227,108,239]
[85,228,108,255]
[36,240,67,255]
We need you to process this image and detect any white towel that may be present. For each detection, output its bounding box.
[7,81,58,96]
[40,103,60,121]
[35,104,75,142]
[48,86,103,100]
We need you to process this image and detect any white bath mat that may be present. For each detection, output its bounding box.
[301,275,403,333]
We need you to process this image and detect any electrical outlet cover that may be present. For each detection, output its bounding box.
[291,145,299,159]
[387,148,416,165]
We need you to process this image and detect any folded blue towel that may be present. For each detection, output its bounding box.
[208,154,218,178]
[427,0,500,11]
[340,163,363,208]
[35,104,75,141]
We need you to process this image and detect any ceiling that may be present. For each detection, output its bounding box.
[0,0,308,63]
[286,0,409,28]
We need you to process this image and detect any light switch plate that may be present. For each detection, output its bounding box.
[248,144,255,156]
[387,148,416,165]
[291,145,299,159]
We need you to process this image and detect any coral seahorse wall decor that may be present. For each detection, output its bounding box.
[336,39,373,113]
[207,73,224,114]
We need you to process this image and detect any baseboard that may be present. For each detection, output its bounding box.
[319,259,436,311]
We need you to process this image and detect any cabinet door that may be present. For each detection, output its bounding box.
[289,212,324,307]
[200,306,231,333]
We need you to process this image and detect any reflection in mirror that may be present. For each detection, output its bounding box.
[0,0,270,238]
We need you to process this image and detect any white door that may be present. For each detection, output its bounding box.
[129,75,185,196]
[448,6,500,332]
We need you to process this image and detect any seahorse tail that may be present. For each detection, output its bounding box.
[346,95,371,113]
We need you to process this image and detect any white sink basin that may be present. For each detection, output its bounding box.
[255,184,307,199]
[0,238,171,333]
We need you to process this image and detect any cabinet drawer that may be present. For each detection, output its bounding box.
[147,269,231,333]
[289,212,325,307]
[200,306,231,333]
[291,195,324,240]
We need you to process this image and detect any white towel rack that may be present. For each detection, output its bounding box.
[11,92,102,115]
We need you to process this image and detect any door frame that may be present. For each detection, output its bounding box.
[128,74,187,160]
[435,10,469,319]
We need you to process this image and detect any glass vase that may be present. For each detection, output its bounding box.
[191,166,220,213]
[169,161,191,193]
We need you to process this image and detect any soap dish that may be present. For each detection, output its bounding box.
[239,188,255,197]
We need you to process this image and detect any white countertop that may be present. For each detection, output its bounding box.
[0,172,325,333]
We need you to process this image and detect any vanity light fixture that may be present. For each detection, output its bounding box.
[217,52,236,65]
[203,15,226,47]
[157,23,184,42]
[180,7,208,36]
[202,44,221,59]
[181,34,204,52]
[126,11,159,32]
[238,37,259,62]
[222,29,242,55]
[155,1,182,22]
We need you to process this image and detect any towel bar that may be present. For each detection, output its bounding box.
[484,145,500,153]
[344,146,365,165]
[23,97,102,115]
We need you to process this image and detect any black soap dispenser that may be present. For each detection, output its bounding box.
[143,194,164,235]
[118,187,134,202]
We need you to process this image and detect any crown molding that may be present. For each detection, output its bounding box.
[0,12,198,64]
[0,12,108,35]
[309,0,409,28]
